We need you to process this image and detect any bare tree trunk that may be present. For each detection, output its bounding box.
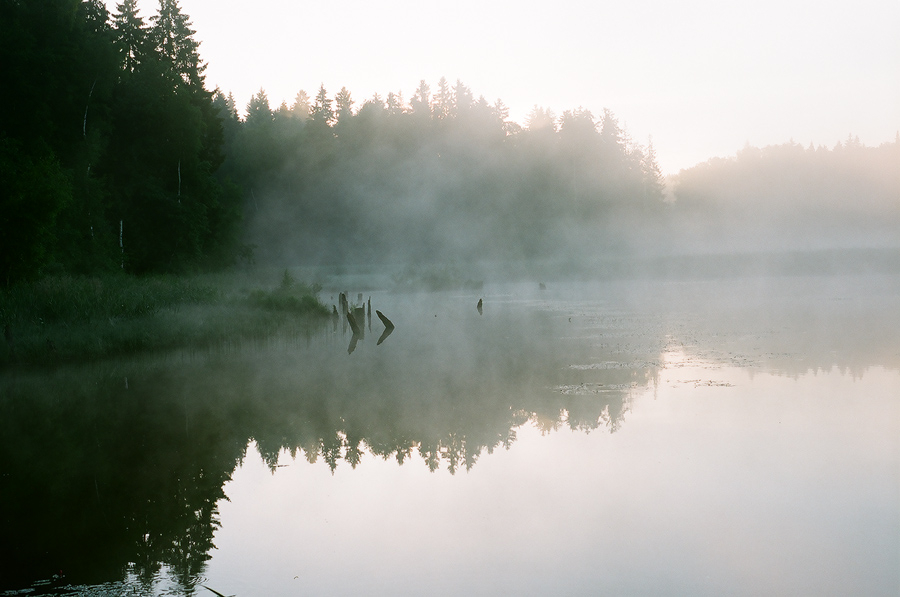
[83,78,97,138]
[120,220,124,269]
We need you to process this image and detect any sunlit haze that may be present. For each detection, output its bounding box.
[3,2,899,593]
[108,0,899,173]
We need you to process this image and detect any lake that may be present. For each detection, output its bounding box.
[1,273,898,596]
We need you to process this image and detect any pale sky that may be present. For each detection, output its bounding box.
[111,0,899,174]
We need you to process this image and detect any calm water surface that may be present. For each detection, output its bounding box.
[2,275,898,596]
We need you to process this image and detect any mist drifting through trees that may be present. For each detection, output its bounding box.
[1,0,897,285]
[219,81,668,267]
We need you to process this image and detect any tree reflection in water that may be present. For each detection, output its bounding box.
[0,309,647,594]
[2,275,896,594]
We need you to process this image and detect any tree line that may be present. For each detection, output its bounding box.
[219,79,667,266]
[5,0,890,285]
[0,0,668,284]
[671,136,900,252]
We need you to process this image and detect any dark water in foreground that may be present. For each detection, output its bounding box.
[1,275,898,596]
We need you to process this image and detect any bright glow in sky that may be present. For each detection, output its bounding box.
[112,0,899,173]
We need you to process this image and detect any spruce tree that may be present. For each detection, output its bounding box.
[151,0,205,89]
[311,84,334,126]
[113,0,147,74]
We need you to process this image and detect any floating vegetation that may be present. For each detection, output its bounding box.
[554,382,640,395]
[679,379,735,388]
[569,360,662,370]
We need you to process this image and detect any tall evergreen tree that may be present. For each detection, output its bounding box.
[290,90,311,120]
[245,88,273,127]
[334,87,354,125]
[150,0,205,88]
[526,106,557,132]
[410,80,431,116]
[641,137,665,201]
[451,79,473,117]
[385,91,404,116]
[433,77,451,120]
[598,109,626,159]
[113,0,147,74]
[311,84,334,126]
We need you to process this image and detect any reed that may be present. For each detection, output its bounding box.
[0,272,329,366]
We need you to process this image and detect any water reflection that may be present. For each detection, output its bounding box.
[375,309,395,346]
[0,293,649,593]
[1,275,897,594]
[0,365,238,593]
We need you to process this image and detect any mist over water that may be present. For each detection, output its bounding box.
[2,273,898,595]
[4,101,899,593]
[240,120,899,288]
[3,3,898,594]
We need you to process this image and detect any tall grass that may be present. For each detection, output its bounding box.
[246,269,328,315]
[1,274,220,324]
[0,272,328,366]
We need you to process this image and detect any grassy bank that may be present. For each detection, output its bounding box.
[0,271,330,366]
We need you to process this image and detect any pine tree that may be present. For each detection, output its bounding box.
[290,90,311,120]
[526,106,556,132]
[311,84,334,125]
[598,108,626,167]
[150,0,205,88]
[410,80,431,116]
[452,79,473,117]
[433,77,451,120]
[641,137,666,201]
[386,91,404,117]
[245,88,273,127]
[113,0,147,73]
[334,87,354,125]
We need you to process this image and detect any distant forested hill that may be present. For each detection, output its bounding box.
[670,137,900,253]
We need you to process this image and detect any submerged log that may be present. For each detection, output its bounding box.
[339,293,348,333]
[347,333,361,354]
[354,307,366,338]
[346,310,361,336]
[375,310,394,330]
[376,325,393,346]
